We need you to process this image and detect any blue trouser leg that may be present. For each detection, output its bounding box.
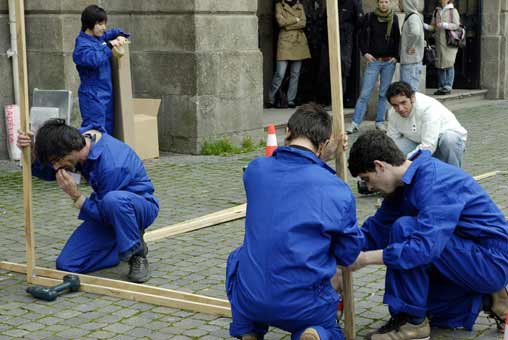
[433,130,465,167]
[400,63,422,92]
[105,101,114,135]
[287,61,302,104]
[56,219,120,273]
[269,61,289,104]
[384,216,508,330]
[376,61,396,123]
[438,67,455,91]
[56,191,159,273]
[352,61,382,126]
[437,68,445,90]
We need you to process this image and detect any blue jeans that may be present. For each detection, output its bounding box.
[352,60,396,125]
[437,67,455,91]
[269,60,302,104]
[400,62,423,92]
[395,130,465,167]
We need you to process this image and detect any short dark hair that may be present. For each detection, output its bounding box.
[385,81,415,102]
[286,103,332,149]
[81,5,107,32]
[348,130,406,177]
[35,119,86,165]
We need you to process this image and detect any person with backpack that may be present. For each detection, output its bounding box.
[398,0,424,92]
[346,0,400,134]
[424,0,461,95]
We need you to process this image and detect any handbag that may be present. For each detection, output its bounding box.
[423,43,437,66]
[445,9,466,48]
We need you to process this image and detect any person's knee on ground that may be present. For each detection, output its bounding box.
[391,216,419,244]
[434,130,464,167]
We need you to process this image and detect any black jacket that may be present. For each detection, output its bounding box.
[359,12,401,60]
[339,0,364,34]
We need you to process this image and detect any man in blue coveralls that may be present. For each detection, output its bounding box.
[73,5,129,135]
[226,103,364,340]
[17,119,159,283]
[345,130,508,339]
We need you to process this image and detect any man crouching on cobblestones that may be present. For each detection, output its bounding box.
[225,104,364,340]
[343,130,508,339]
[17,119,159,283]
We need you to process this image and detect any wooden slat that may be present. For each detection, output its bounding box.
[325,0,355,339]
[30,276,230,317]
[14,0,35,282]
[144,204,246,242]
[0,261,231,316]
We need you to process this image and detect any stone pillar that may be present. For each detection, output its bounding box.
[481,0,508,99]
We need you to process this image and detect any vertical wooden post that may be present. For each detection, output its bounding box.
[325,0,356,339]
[14,0,35,282]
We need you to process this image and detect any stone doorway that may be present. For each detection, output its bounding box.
[423,0,482,89]
[257,0,361,108]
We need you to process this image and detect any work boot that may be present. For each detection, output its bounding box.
[487,288,508,332]
[300,327,320,340]
[241,334,264,340]
[127,255,150,283]
[367,315,430,340]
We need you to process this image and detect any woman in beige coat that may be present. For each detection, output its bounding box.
[424,0,461,95]
[267,0,311,108]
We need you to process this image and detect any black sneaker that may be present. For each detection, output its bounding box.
[366,314,430,340]
[127,255,150,283]
[288,102,296,108]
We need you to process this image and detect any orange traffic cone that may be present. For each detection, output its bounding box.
[504,314,508,339]
[265,124,278,156]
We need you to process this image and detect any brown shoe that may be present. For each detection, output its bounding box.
[488,288,508,332]
[367,315,430,340]
[241,335,258,340]
[300,327,320,340]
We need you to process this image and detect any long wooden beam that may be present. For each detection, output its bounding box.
[145,204,246,242]
[0,261,231,316]
[325,0,355,339]
[15,0,35,283]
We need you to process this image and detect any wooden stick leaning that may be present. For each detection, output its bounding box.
[144,203,246,242]
[15,0,35,282]
[325,0,355,339]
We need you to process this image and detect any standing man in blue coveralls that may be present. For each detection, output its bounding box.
[73,5,129,135]
[17,119,159,283]
[226,103,364,340]
[344,130,508,339]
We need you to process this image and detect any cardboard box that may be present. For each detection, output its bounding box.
[111,44,160,159]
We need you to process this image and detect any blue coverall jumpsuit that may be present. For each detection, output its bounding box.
[34,130,159,273]
[73,29,129,135]
[226,146,364,339]
[363,150,508,329]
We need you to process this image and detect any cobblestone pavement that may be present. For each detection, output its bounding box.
[0,100,507,339]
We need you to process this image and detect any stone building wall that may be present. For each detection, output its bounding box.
[481,0,508,99]
[0,0,263,159]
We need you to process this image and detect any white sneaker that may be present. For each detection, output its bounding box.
[346,122,359,134]
[375,122,387,132]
